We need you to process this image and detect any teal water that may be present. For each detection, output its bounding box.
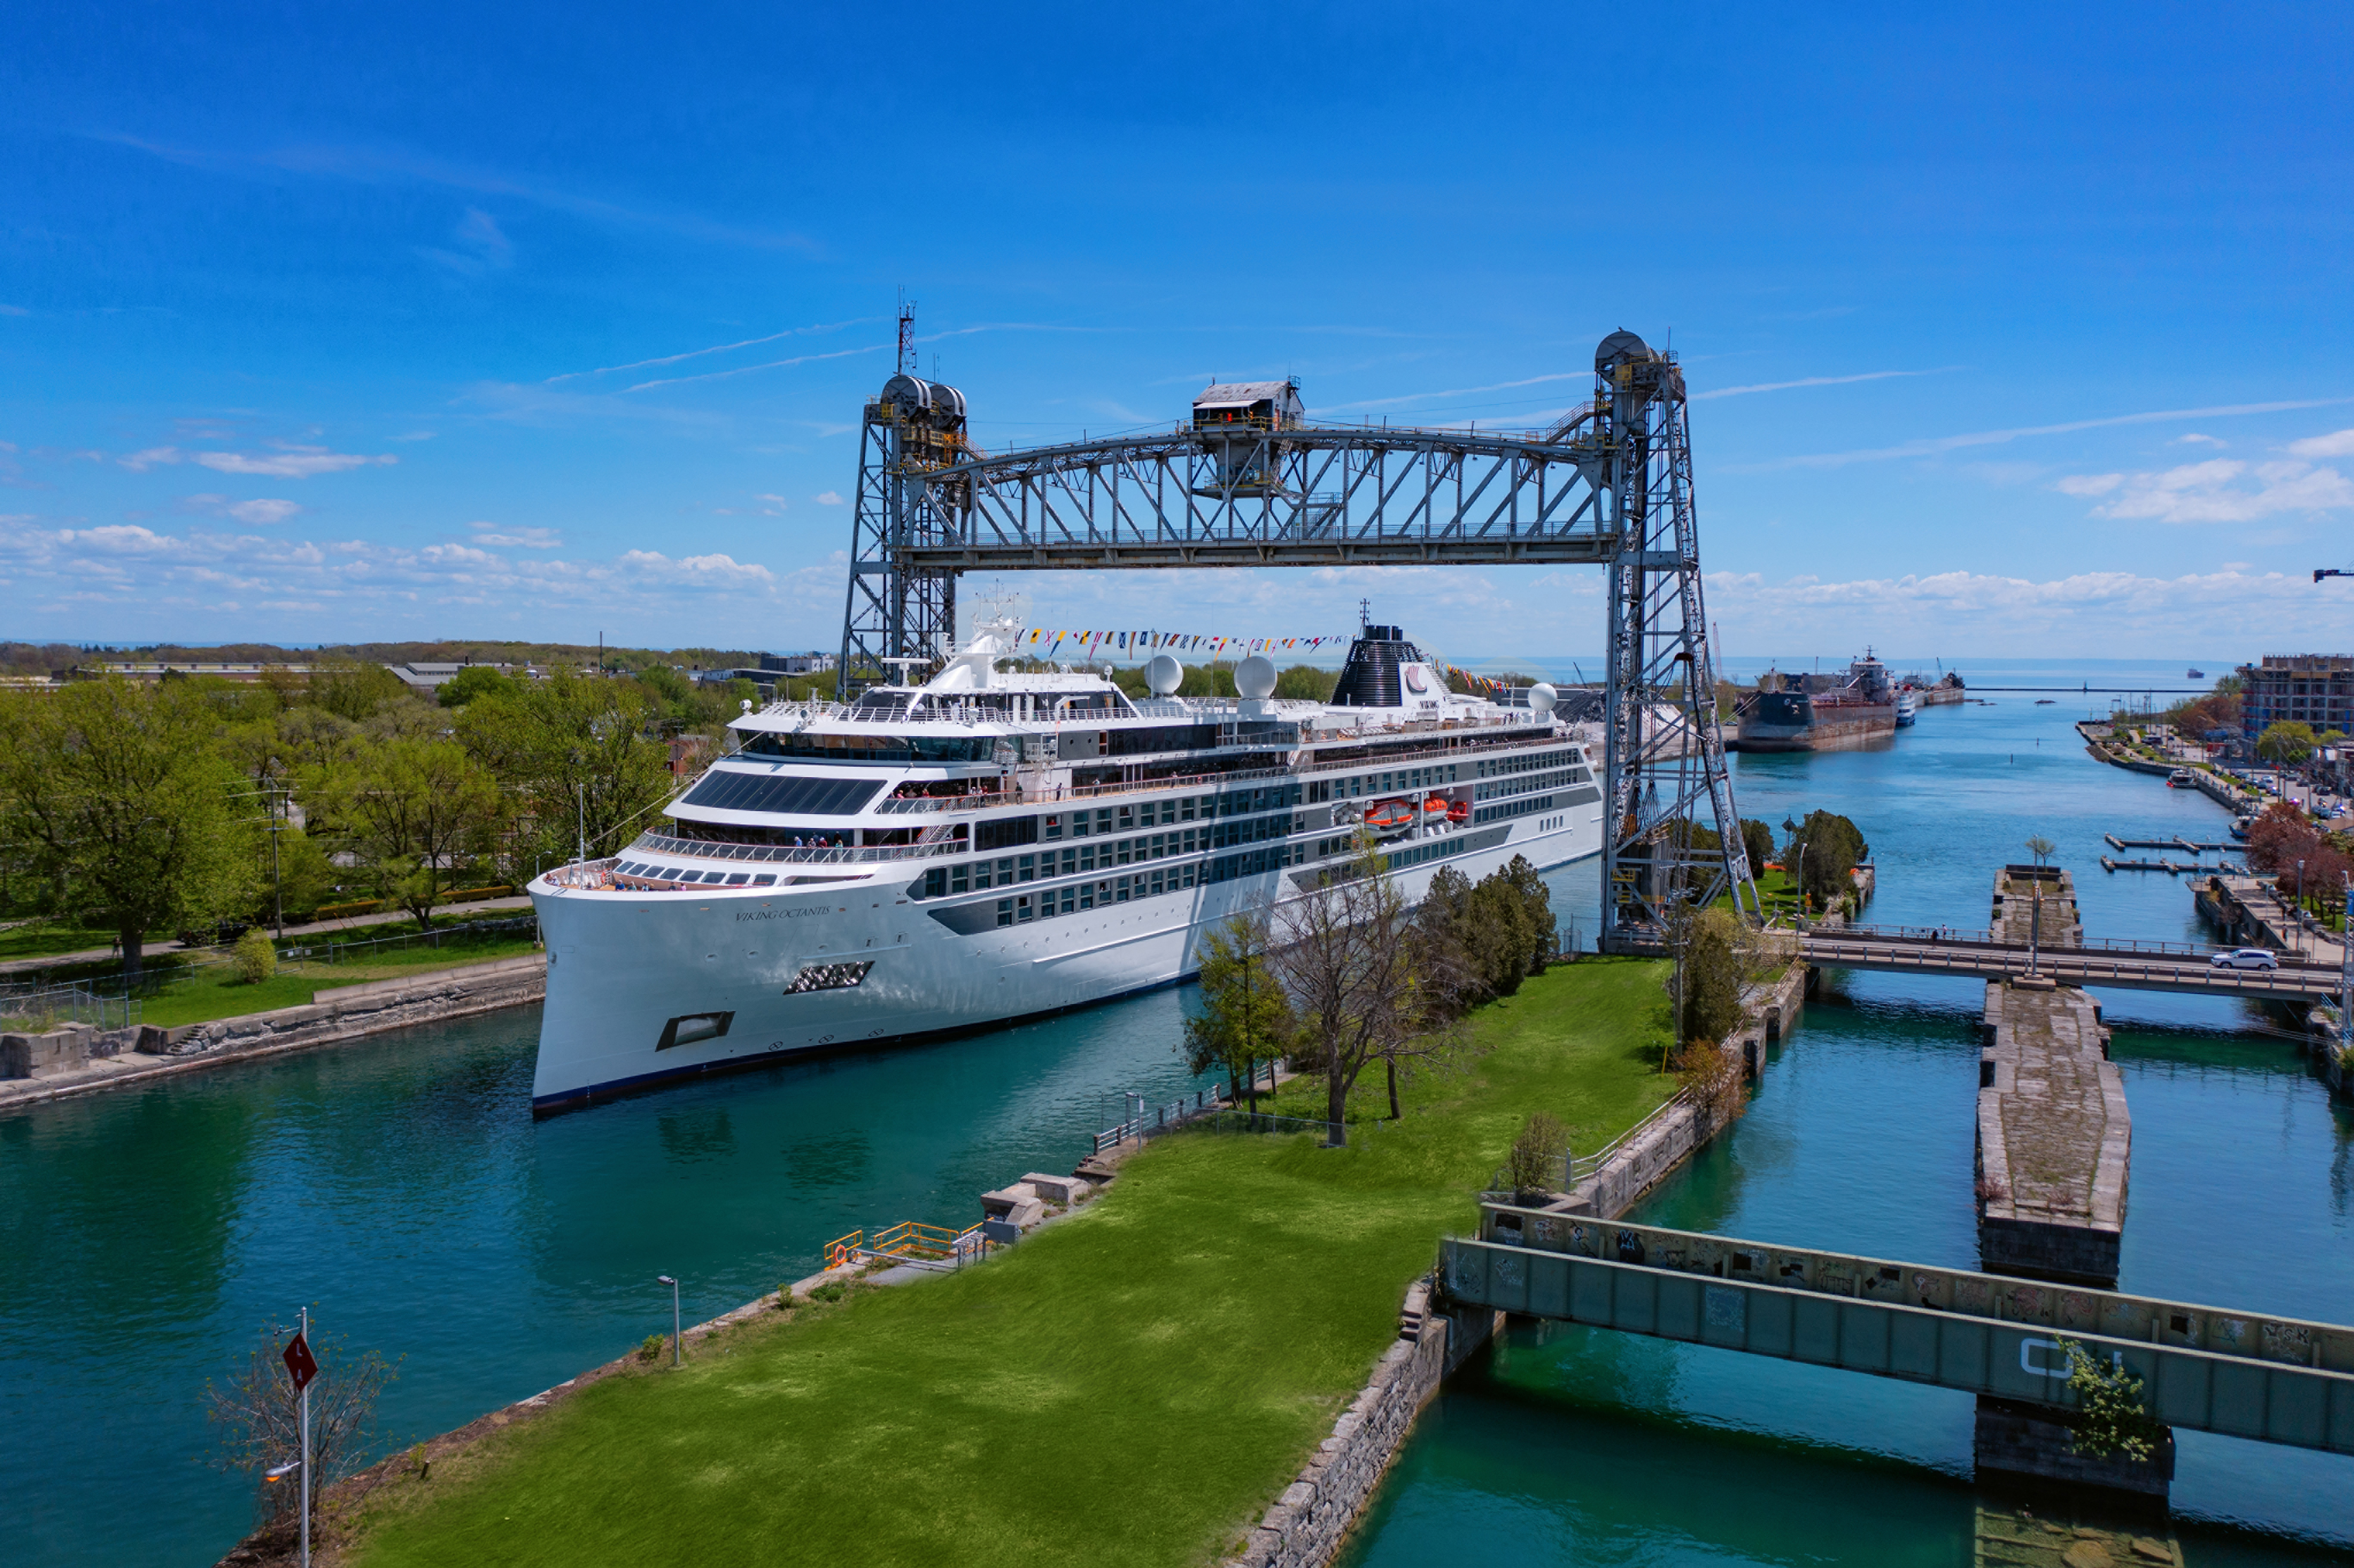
[1342,665,2354,1565]
[0,993,1221,1567]
[9,661,2351,1565]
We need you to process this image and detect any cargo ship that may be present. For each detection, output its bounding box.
[1731,653,1900,752]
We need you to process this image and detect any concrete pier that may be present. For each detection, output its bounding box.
[1974,865,2160,1499]
[1975,980,2129,1286]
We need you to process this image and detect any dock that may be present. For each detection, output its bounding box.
[2099,855,2245,875]
[2102,834,2231,852]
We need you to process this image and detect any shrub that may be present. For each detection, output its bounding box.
[1505,1111,1569,1198]
[810,1281,847,1304]
[637,1335,665,1363]
[231,927,277,985]
[2061,1338,2166,1461]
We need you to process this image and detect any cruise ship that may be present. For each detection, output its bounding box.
[526,619,1604,1111]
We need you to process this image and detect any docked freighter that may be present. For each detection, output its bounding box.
[1731,652,1900,752]
[526,619,1603,1110]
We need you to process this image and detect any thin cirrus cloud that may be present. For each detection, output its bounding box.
[116,445,395,477]
[183,494,302,525]
[1691,367,1962,401]
[468,522,562,548]
[543,317,880,385]
[1761,397,2354,470]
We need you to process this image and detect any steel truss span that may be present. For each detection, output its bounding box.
[830,331,1757,940]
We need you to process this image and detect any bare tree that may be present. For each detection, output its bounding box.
[1270,839,1440,1144]
[206,1322,398,1530]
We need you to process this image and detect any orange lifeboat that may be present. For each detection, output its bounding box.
[1363,798,1415,831]
[1445,798,1470,823]
[1421,794,1449,819]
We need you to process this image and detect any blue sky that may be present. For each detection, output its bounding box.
[4,4,2351,665]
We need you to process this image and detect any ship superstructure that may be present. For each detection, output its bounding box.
[1732,651,1901,752]
[527,618,1602,1110]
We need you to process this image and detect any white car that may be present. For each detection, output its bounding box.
[2210,948,2280,971]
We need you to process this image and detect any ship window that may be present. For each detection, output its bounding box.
[973,862,992,890]
[1059,886,1075,914]
[1078,844,1095,872]
[950,865,968,894]
[1018,854,1036,882]
[997,857,1015,883]
[1044,814,1063,840]
[1016,895,1034,922]
[1069,811,1089,838]
[975,815,1037,851]
[1060,847,1077,874]
[1117,805,1134,831]
[1159,800,1176,826]
[680,772,884,817]
[1180,797,1196,822]
[1115,880,1130,903]
[725,873,750,885]
[923,868,947,898]
[1094,809,1113,835]
[753,874,775,887]
[1116,839,1132,866]
[1079,884,1094,910]
[996,899,1014,928]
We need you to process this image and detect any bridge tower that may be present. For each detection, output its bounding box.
[1595,330,1761,942]
[835,301,969,696]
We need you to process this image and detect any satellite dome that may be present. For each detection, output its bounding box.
[1146,653,1185,696]
[1527,681,1557,716]
[1594,330,1652,372]
[1233,654,1278,700]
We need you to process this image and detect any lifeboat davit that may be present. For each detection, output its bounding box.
[1363,798,1415,831]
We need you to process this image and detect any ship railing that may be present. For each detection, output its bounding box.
[620,834,966,867]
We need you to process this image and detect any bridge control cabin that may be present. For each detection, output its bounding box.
[1191,379,1306,434]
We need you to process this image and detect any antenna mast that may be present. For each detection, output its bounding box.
[897,289,917,376]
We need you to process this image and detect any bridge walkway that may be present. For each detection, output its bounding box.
[1441,1210,2354,1456]
[1795,927,2340,1001]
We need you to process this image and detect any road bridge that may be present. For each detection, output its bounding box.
[1440,1210,2354,1456]
[1796,925,2342,1002]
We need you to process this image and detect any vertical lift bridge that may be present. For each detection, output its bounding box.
[834,328,1757,940]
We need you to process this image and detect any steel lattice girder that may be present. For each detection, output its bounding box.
[839,413,956,693]
[899,428,1617,570]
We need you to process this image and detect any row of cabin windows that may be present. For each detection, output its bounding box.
[1473,793,1557,826]
[985,846,1310,925]
[1475,768,1585,803]
[1473,748,1579,780]
[922,816,1301,899]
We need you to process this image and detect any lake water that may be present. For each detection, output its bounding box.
[6,659,2348,1565]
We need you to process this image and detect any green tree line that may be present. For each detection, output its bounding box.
[0,663,714,975]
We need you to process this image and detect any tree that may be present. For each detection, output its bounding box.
[1505,1112,1569,1200]
[1782,809,1868,913]
[1740,818,1776,880]
[1180,909,1296,1110]
[308,737,502,927]
[438,665,519,708]
[206,1321,397,1531]
[2245,800,2321,875]
[1271,840,1436,1144]
[2258,720,2317,766]
[0,678,254,980]
[457,670,675,876]
[308,658,408,722]
[1411,865,1488,1021]
[1672,905,1750,1048]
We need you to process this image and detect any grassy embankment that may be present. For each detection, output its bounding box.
[136,936,544,1028]
[339,956,1678,1568]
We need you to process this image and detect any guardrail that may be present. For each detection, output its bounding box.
[823,1220,996,1273]
[275,914,540,965]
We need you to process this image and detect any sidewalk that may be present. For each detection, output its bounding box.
[0,895,534,980]
[2214,874,2345,968]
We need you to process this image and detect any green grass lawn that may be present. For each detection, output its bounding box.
[341,956,1677,1568]
[134,936,544,1028]
[0,918,124,962]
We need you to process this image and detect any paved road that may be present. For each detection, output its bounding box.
[0,896,535,980]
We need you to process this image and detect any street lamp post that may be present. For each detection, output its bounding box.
[2298,859,2308,958]
[656,1275,680,1367]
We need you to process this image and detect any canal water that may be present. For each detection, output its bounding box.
[5,660,2348,1565]
[1342,662,2354,1566]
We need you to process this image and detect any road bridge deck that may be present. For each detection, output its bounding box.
[1440,1210,2354,1454]
[1794,929,2339,1001]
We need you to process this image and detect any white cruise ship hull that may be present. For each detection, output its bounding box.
[528,809,1597,1111]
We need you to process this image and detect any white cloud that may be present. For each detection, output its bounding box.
[2052,457,2354,524]
[2286,428,2354,459]
[813,490,845,505]
[227,499,301,525]
[469,522,561,548]
[418,206,514,277]
[1767,396,2354,470]
[757,494,790,516]
[619,549,778,588]
[118,446,183,471]
[2172,432,2226,447]
[194,446,396,478]
[1693,367,1960,402]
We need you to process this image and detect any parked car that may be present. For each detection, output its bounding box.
[2210,947,2280,971]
